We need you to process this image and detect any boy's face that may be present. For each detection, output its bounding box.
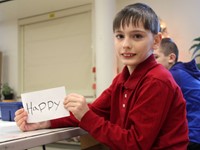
[153,48,171,69]
[153,47,176,70]
[114,22,161,73]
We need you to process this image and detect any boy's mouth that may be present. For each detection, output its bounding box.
[122,53,135,57]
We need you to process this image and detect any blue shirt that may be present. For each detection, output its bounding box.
[170,59,200,144]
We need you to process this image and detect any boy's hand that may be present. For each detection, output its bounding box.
[14,108,50,132]
[63,93,89,121]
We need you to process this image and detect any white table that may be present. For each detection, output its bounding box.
[0,120,86,150]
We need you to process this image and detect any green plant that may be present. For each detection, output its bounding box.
[189,36,200,69]
[1,83,14,97]
[190,36,200,58]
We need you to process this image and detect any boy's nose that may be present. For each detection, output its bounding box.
[122,38,132,50]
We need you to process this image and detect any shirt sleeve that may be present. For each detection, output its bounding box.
[50,78,116,129]
[79,78,179,149]
[50,112,79,128]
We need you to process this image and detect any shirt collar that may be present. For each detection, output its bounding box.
[119,54,158,90]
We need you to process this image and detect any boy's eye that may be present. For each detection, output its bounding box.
[116,34,124,39]
[133,34,143,39]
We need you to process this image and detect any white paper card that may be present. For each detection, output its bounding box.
[21,86,69,123]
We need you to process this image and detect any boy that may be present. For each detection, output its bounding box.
[154,38,200,150]
[15,3,189,149]
[153,38,178,69]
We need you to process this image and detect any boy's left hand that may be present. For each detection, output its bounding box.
[63,93,89,121]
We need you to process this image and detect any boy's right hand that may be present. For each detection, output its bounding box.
[14,108,50,132]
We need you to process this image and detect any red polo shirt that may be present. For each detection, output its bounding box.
[51,55,189,150]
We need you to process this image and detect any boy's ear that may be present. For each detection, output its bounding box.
[168,53,176,64]
[153,33,162,50]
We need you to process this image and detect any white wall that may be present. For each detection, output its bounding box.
[0,0,200,96]
[0,19,18,94]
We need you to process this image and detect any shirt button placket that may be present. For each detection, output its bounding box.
[123,93,127,108]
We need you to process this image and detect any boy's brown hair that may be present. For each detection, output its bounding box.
[160,38,179,62]
[113,3,160,34]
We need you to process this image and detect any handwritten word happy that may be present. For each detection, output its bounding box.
[25,101,60,115]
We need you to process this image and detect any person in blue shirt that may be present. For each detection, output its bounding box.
[154,37,200,150]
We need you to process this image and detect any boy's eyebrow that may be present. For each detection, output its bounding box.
[130,29,146,33]
[113,30,125,34]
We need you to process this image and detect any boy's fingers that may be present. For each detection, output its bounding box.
[15,108,24,116]
[19,121,26,132]
[15,115,24,126]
